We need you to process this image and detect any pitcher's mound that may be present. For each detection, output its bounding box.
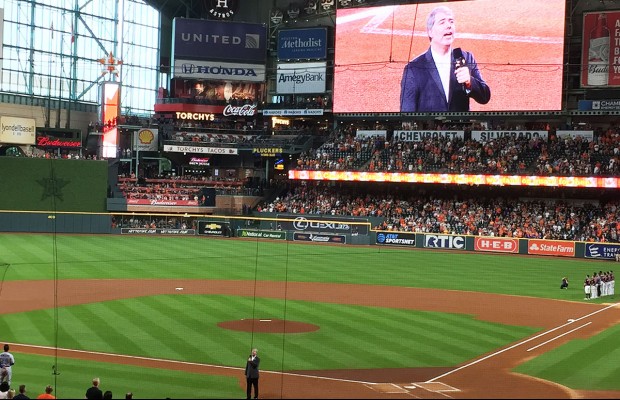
[218,319,319,333]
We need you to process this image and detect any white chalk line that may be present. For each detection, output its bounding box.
[8,342,377,385]
[426,302,619,383]
[526,322,592,352]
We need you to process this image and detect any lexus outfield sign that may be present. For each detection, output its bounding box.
[276,62,326,94]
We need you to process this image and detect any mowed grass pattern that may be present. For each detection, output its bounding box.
[13,353,241,399]
[0,295,537,370]
[0,233,611,300]
[0,233,618,395]
[515,322,620,390]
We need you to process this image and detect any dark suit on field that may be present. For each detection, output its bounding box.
[245,355,260,399]
[400,48,490,112]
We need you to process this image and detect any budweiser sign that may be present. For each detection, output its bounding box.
[223,104,257,116]
[37,137,82,147]
[127,199,199,206]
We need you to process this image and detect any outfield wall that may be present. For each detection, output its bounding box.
[0,211,617,261]
[0,158,108,212]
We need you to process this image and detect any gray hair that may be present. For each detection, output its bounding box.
[426,6,454,39]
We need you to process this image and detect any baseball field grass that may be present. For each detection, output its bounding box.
[0,233,618,398]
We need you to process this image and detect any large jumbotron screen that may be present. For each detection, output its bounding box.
[333,0,566,113]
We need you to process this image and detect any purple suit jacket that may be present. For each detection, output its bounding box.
[400,48,490,112]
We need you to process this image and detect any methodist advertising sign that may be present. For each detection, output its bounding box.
[277,28,327,60]
[0,116,36,145]
[173,18,267,63]
[276,62,326,94]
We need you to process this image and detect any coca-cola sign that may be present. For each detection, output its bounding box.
[223,104,257,117]
[37,136,82,148]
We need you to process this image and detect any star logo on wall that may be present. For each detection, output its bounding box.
[37,173,69,202]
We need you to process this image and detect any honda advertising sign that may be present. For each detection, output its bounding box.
[277,28,327,60]
[173,18,267,63]
[276,62,326,94]
[174,60,265,82]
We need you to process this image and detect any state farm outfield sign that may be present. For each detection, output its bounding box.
[528,239,575,257]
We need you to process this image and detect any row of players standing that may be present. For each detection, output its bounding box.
[584,271,615,300]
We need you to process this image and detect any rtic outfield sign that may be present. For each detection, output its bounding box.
[238,229,286,240]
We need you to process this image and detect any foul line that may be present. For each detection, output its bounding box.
[526,322,591,352]
[8,342,377,385]
[427,302,619,383]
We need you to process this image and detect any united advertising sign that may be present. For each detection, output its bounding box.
[173,18,267,63]
[276,62,326,94]
[277,28,327,60]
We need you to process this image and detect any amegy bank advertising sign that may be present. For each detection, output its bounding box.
[276,62,326,94]
[0,116,36,145]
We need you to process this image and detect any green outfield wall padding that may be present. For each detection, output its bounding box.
[0,158,108,212]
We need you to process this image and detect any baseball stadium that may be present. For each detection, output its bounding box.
[0,0,619,399]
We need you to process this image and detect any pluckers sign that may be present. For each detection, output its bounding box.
[208,0,238,20]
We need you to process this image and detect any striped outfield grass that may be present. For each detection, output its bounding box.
[0,295,536,371]
[14,352,241,399]
[514,323,620,391]
[0,233,611,300]
[0,233,618,393]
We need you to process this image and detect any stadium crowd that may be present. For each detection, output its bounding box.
[257,181,620,243]
[294,126,620,176]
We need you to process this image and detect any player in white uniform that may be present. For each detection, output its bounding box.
[0,344,15,386]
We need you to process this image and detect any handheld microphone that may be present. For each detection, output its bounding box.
[453,47,467,92]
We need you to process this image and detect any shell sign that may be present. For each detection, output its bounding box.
[135,129,158,152]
